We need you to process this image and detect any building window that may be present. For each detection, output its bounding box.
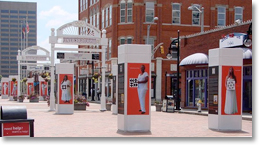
[235,7,243,22]
[145,2,155,22]
[93,8,96,27]
[108,39,112,59]
[146,38,154,58]
[127,1,133,22]
[120,38,126,45]
[120,1,126,23]
[106,7,109,27]
[90,10,93,25]
[97,11,100,29]
[186,69,208,108]
[172,3,181,24]
[192,4,201,25]
[127,37,132,44]
[109,5,113,26]
[102,9,105,28]
[218,6,226,26]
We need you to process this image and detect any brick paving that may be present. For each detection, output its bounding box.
[0,98,252,137]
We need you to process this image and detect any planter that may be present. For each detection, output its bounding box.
[13,97,18,101]
[106,103,112,111]
[155,104,163,112]
[74,103,87,110]
[30,98,39,103]
[18,97,24,102]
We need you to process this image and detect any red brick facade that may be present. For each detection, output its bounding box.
[78,0,252,101]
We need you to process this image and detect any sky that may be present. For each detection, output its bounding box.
[1,0,78,63]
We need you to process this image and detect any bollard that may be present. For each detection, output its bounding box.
[197,99,202,112]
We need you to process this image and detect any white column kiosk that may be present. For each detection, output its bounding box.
[208,48,243,131]
[56,63,75,115]
[27,78,34,96]
[1,78,9,99]
[8,75,18,101]
[117,44,151,132]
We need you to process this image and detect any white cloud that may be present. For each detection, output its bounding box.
[39,6,77,28]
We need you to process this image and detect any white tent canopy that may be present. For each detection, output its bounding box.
[180,53,208,66]
[241,48,252,59]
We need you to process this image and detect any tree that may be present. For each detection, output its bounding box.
[0,75,2,82]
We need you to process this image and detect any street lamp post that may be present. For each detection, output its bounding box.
[146,17,158,45]
[188,5,204,33]
[167,30,181,110]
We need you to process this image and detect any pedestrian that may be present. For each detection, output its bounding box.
[97,88,101,101]
[137,65,149,114]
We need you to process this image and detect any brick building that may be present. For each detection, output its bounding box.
[179,21,252,112]
[77,0,252,103]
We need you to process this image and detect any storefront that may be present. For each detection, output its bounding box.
[180,21,252,112]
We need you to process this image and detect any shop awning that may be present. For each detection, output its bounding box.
[241,48,252,59]
[180,53,208,66]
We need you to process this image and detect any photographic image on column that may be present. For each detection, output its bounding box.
[59,74,73,104]
[222,66,242,115]
[127,63,150,115]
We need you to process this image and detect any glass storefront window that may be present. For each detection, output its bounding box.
[186,69,208,108]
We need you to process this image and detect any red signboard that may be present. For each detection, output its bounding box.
[221,66,242,115]
[127,63,150,115]
[3,123,30,137]
[59,74,74,104]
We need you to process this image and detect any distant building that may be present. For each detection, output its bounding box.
[0,1,37,77]
[77,0,252,102]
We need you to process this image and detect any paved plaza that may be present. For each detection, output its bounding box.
[0,97,252,137]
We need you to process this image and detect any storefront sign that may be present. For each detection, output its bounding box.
[219,33,246,48]
[62,37,100,45]
[221,66,242,115]
[3,122,30,137]
[27,66,44,71]
[24,56,48,61]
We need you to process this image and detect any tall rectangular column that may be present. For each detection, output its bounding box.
[56,63,74,115]
[208,48,243,131]
[117,44,151,132]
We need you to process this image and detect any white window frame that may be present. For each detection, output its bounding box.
[102,9,105,29]
[127,1,133,22]
[120,37,126,45]
[191,4,201,25]
[127,37,133,44]
[97,12,100,29]
[106,7,109,27]
[235,6,243,22]
[145,2,155,23]
[120,1,126,23]
[218,6,226,26]
[146,37,154,58]
[109,5,113,26]
[108,39,112,59]
[90,10,93,25]
[93,8,96,27]
[172,3,181,24]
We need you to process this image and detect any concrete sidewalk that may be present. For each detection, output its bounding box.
[0,97,252,137]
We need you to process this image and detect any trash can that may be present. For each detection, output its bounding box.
[0,106,34,137]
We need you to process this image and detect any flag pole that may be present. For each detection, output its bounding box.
[26,15,28,48]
